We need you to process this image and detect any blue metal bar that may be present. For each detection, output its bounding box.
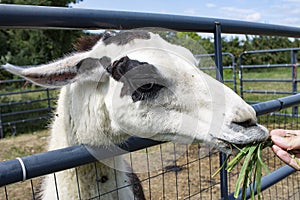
[0,107,52,117]
[242,90,294,95]
[0,79,25,84]
[1,115,53,126]
[214,22,224,82]
[1,4,300,37]
[0,88,56,96]
[0,98,57,107]
[0,138,162,187]
[291,50,298,116]
[242,79,295,82]
[213,22,229,200]
[228,165,296,200]
[240,63,300,69]
[238,55,244,99]
[252,93,300,116]
[242,47,300,55]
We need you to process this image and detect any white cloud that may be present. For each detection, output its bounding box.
[283,0,300,2]
[183,9,197,15]
[221,7,262,22]
[291,9,300,14]
[206,3,216,8]
[245,12,261,21]
[279,17,300,25]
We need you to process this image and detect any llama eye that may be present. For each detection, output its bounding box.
[131,83,164,102]
[137,83,155,92]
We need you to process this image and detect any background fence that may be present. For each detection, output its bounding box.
[1,4,300,200]
[0,75,58,138]
[239,48,300,118]
[196,52,237,92]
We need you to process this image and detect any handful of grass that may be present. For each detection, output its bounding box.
[213,139,273,200]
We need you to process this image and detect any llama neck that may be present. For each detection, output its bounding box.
[49,82,114,150]
[44,84,140,200]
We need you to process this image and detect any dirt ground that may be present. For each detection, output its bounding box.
[0,130,300,200]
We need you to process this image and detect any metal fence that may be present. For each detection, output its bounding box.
[1,4,300,200]
[0,75,58,138]
[195,53,237,92]
[239,48,300,117]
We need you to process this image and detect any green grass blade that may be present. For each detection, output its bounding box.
[234,145,257,198]
[257,144,271,174]
[255,144,263,200]
[212,155,230,178]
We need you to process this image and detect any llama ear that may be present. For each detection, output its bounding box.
[2,54,111,88]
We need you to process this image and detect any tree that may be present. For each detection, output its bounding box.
[0,0,83,80]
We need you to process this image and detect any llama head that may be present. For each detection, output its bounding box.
[2,31,268,153]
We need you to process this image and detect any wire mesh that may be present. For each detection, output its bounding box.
[0,71,58,138]
[1,106,300,199]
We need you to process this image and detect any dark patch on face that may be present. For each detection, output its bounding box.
[126,172,146,200]
[103,31,151,46]
[74,32,113,51]
[106,56,165,102]
[76,56,111,73]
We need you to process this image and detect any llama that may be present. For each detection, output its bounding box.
[3,31,268,199]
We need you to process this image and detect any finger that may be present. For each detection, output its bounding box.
[270,129,287,137]
[272,145,300,170]
[270,129,300,137]
[271,134,300,150]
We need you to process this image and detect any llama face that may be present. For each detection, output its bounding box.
[2,31,268,153]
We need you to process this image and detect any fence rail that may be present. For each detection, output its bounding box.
[1,4,300,37]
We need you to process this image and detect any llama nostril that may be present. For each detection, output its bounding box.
[233,119,256,128]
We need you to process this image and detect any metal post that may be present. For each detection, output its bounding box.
[230,53,237,93]
[291,50,298,116]
[239,54,244,99]
[0,107,3,138]
[214,22,224,81]
[0,71,3,138]
[46,88,51,112]
[214,21,229,200]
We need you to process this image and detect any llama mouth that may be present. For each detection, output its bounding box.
[214,123,269,154]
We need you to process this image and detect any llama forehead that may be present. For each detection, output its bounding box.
[102,31,151,46]
[74,31,151,54]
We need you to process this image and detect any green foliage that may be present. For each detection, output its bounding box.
[1,0,80,7]
[0,0,83,135]
[0,0,83,69]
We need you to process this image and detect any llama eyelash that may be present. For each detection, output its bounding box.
[131,83,165,102]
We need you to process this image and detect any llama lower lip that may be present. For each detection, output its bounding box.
[226,123,269,145]
[215,138,248,154]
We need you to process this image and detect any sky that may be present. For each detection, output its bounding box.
[70,0,300,29]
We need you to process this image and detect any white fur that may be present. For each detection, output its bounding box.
[3,32,268,199]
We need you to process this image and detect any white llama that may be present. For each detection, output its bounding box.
[3,31,268,199]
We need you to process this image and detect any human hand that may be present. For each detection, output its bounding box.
[271,129,300,170]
